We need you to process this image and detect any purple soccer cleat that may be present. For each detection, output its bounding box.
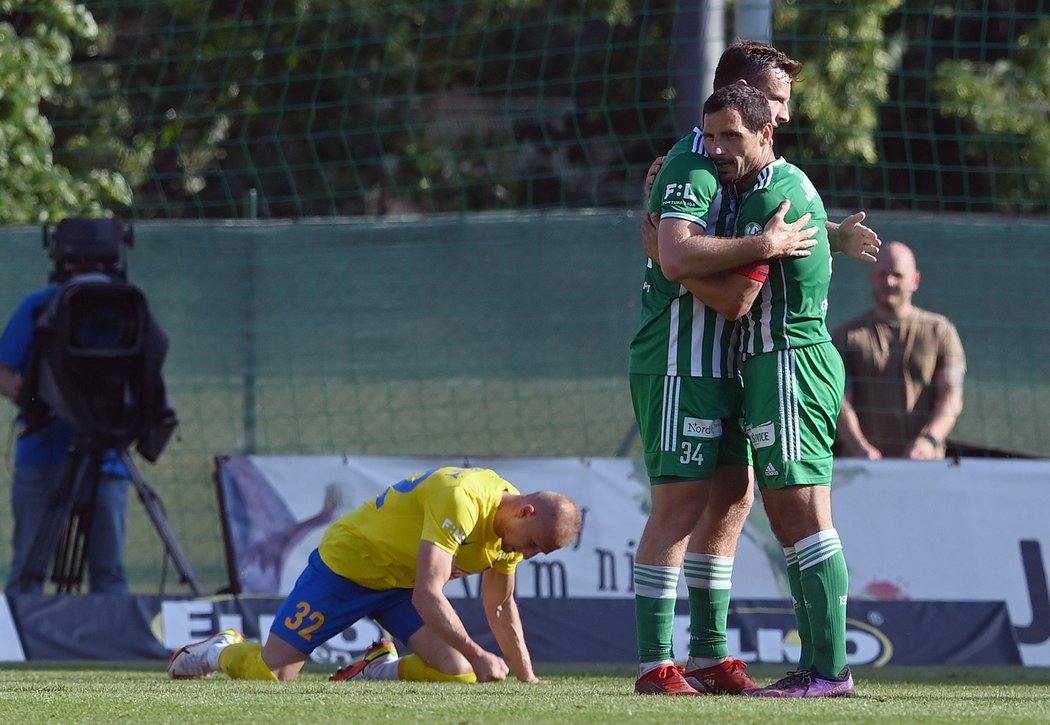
[744,668,855,698]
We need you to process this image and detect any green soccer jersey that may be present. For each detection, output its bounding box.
[629,128,739,378]
[735,158,833,356]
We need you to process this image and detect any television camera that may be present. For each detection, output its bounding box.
[15,217,201,595]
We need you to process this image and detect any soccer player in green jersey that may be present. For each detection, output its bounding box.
[167,467,581,685]
[685,83,854,698]
[630,40,878,698]
[629,41,822,698]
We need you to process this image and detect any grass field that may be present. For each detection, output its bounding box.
[1,663,1048,723]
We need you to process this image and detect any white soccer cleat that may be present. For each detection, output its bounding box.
[167,629,245,679]
[330,639,399,682]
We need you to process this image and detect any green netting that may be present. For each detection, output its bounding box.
[2,3,1050,593]
[2,1,1048,221]
[0,212,1047,592]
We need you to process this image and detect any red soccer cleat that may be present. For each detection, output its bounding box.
[634,664,703,696]
[683,657,757,694]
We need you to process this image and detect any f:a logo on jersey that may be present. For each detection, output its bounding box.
[442,518,468,543]
[663,182,701,207]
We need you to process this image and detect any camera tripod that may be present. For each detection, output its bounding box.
[17,436,201,596]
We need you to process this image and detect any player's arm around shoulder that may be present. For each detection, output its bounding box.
[680,269,765,321]
[650,154,720,279]
[482,568,541,684]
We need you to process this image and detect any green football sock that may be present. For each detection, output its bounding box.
[784,546,814,671]
[634,563,680,667]
[796,530,849,680]
[683,552,732,659]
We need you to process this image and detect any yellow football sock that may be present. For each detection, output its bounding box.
[397,654,477,683]
[218,641,279,681]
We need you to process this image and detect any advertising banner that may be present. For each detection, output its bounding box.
[215,455,1050,666]
[1,594,1021,667]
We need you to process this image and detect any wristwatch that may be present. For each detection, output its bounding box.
[923,432,943,449]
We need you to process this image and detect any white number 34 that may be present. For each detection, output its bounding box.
[679,441,705,466]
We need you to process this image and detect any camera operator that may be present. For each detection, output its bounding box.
[0,233,132,595]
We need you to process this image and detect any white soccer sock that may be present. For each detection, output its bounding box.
[639,659,676,677]
[206,641,230,670]
[363,658,401,680]
[686,655,728,670]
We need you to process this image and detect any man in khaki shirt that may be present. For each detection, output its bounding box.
[833,241,966,459]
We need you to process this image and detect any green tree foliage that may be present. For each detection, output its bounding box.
[774,0,905,163]
[935,18,1050,214]
[4,2,1049,219]
[84,0,660,218]
[0,1,132,223]
[772,0,1049,214]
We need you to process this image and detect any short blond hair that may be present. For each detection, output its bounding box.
[531,491,582,549]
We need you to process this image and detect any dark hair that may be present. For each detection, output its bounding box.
[703,84,773,132]
[713,39,802,89]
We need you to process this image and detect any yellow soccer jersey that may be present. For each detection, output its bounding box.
[318,466,523,590]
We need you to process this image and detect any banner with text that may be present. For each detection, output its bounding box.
[0,594,1021,667]
[214,455,1050,666]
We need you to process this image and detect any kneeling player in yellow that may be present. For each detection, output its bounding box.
[167,466,582,684]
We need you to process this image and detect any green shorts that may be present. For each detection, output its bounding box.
[629,373,751,484]
[741,341,845,489]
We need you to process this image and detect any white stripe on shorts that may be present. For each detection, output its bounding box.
[777,349,802,462]
[661,376,680,452]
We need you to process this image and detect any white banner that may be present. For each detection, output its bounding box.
[0,597,25,662]
[217,455,1050,665]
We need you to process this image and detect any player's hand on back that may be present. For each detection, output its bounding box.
[643,155,666,200]
[762,201,818,259]
[640,154,668,262]
[641,213,660,262]
[834,210,882,262]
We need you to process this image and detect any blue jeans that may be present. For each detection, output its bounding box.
[6,463,130,595]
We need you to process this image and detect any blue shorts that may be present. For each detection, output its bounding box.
[269,549,424,654]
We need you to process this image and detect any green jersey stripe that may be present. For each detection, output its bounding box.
[747,264,794,351]
[733,158,832,358]
[629,130,740,379]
